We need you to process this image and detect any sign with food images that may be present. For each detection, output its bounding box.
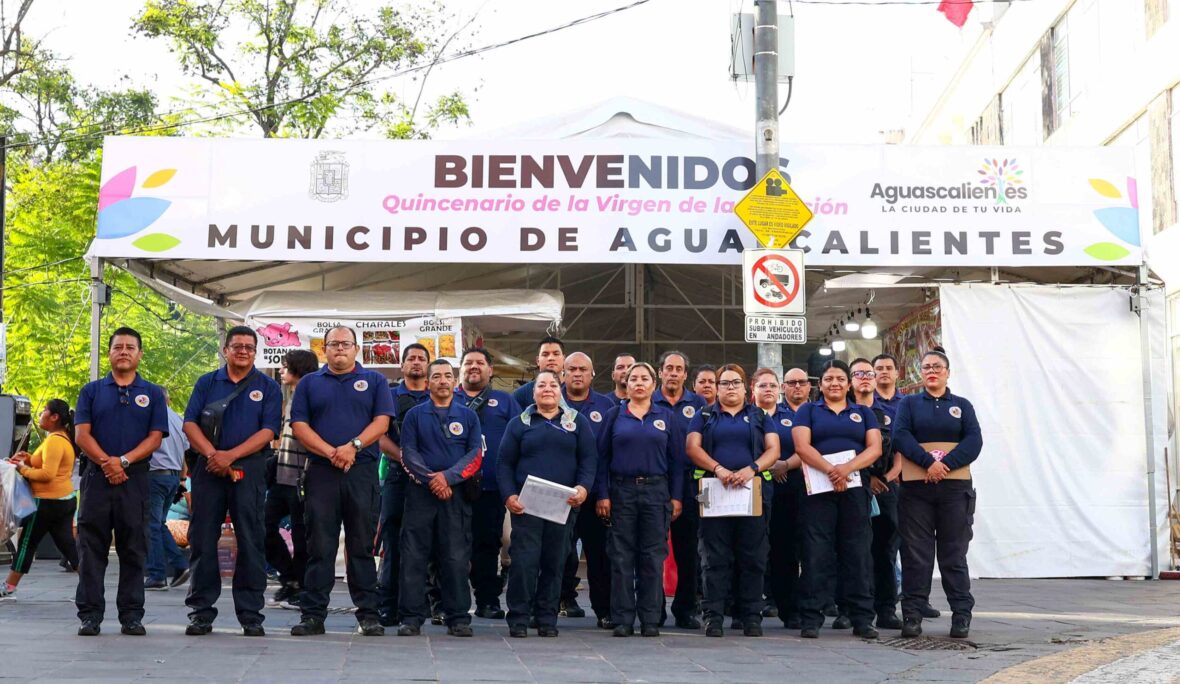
[248,316,462,369]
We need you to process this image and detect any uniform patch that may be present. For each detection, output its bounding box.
[948,406,962,418]
[134,394,150,408]
[743,415,750,423]
[561,417,577,432]
[849,412,863,423]
[487,398,499,407]
[353,380,369,392]
[249,390,263,402]
[780,418,793,427]
[448,421,464,436]
[884,415,892,426]
[590,410,603,423]
[653,419,666,431]
[682,406,696,419]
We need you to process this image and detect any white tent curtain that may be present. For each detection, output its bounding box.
[939,283,1169,578]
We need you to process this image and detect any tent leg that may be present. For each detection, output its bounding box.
[1136,264,1160,577]
[89,258,104,381]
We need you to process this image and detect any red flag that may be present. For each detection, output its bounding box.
[938,0,974,27]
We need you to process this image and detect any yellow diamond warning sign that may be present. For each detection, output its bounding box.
[734,169,814,248]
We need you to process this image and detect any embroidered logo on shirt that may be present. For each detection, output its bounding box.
[134,394,150,408]
[449,421,464,436]
[884,415,892,426]
[849,412,863,423]
[590,411,603,423]
[780,418,793,427]
[561,416,577,432]
[249,390,263,402]
[353,380,369,392]
[682,406,696,419]
[949,406,962,418]
[487,398,499,407]
[653,419,666,431]
[743,415,750,423]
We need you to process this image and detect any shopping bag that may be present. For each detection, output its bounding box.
[0,461,37,543]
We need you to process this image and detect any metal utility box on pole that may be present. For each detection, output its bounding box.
[754,0,782,377]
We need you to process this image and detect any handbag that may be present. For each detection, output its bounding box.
[186,369,257,470]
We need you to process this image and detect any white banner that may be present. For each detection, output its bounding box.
[249,316,461,369]
[92,137,1144,266]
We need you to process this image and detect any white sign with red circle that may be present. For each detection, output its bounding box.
[743,249,805,315]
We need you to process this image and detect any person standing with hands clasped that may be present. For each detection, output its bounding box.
[792,359,883,640]
[289,326,395,637]
[892,348,982,639]
[595,362,684,637]
[182,326,282,637]
[498,371,597,637]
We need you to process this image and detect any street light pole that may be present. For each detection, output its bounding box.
[754,0,782,377]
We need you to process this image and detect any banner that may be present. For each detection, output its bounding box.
[93,137,1144,266]
[248,316,461,369]
[883,300,941,393]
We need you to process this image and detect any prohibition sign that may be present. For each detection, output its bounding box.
[751,254,801,309]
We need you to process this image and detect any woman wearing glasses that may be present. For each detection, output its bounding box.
[792,359,882,640]
[891,348,982,639]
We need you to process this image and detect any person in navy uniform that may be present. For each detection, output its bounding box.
[397,359,482,637]
[653,350,706,629]
[558,352,617,626]
[692,364,718,409]
[74,326,169,637]
[512,336,566,408]
[499,371,597,638]
[288,326,395,637]
[182,326,282,637]
[610,353,636,402]
[686,364,780,638]
[792,359,883,640]
[452,347,521,620]
[595,362,684,637]
[892,348,982,639]
[375,342,432,627]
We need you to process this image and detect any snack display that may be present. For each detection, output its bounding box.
[310,338,326,363]
[438,333,457,359]
[417,336,437,359]
[363,333,400,365]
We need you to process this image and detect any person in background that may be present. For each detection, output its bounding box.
[765,368,811,628]
[693,364,718,408]
[610,353,637,402]
[3,400,80,599]
[144,389,191,591]
[513,337,566,408]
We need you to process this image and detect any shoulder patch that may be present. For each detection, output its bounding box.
[849,412,863,423]
[353,379,369,392]
[948,406,962,418]
[448,421,464,436]
[249,390,263,402]
[134,394,150,408]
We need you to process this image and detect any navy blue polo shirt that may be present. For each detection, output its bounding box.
[653,387,707,432]
[874,392,902,429]
[400,399,481,485]
[76,373,169,464]
[511,381,535,409]
[183,366,282,453]
[289,362,396,464]
[893,389,982,470]
[793,400,879,457]
[387,383,429,446]
[497,406,597,501]
[562,387,616,440]
[688,405,774,471]
[453,387,521,492]
[767,403,798,459]
[595,403,685,502]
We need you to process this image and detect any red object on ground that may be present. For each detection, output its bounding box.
[937,0,973,28]
[663,533,677,597]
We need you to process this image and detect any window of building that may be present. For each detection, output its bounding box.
[1044,0,1099,137]
[1002,53,1042,146]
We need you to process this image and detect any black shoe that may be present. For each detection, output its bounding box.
[290,618,325,636]
[121,621,146,636]
[272,582,299,604]
[949,615,970,639]
[242,624,265,637]
[784,616,802,630]
[431,612,445,626]
[397,624,421,636]
[705,623,724,638]
[674,615,701,630]
[729,618,744,630]
[823,604,839,618]
[143,579,168,591]
[475,604,505,619]
[901,618,922,638]
[185,619,213,636]
[559,599,586,618]
[447,623,473,637]
[743,623,763,637]
[597,617,616,630]
[831,615,852,630]
[641,624,660,637]
[877,613,903,629]
[170,567,192,588]
[509,624,528,638]
[537,625,559,637]
[357,619,384,637]
[378,612,399,628]
[761,605,779,618]
[800,627,819,639]
[612,625,634,637]
[920,602,941,619]
[78,620,101,636]
[853,625,879,639]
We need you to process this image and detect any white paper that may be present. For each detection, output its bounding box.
[697,478,756,517]
[802,450,862,495]
[518,475,576,524]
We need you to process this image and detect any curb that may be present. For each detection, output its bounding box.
[981,627,1180,684]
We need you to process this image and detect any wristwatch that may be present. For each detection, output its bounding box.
[750,462,761,474]
[350,438,364,451]
[119,456,131,469]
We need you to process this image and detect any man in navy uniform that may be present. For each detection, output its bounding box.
[182,326,283,636]
[513,336,566,408]
[289,326,395,636]
[74,326,169,636]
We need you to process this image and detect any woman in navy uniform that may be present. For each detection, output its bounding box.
[892,348,982,639]
[595,362,684,637]
[792,359,882,640]
[686,364,779,638]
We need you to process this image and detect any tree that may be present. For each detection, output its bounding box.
[133,0,471,139]
[0,0,39,88]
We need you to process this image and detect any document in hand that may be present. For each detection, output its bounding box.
[802,450,862,496]
[518,475,577,524]
[697,476,763,517]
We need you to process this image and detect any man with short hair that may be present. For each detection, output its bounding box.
[610,353,637,402]
[654,350,707,629]
[74,326,169,636]
[513,336,566,407]
[398,360,482,637]
[144,388,191,591]
[289,326,395,637]
[183,326,283,637]
[558,352,617,626]
[453,347,521,620]
[766,367,810,628]
[693,365,718,408]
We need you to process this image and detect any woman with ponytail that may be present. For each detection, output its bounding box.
[2,399,80,598]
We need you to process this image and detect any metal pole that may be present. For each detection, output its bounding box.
[1,135,7,392]
[89,258,104,381]
[1136,264,1159,577]
[754,0,782,377]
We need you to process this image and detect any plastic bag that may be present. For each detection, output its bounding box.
[0,461,37,544]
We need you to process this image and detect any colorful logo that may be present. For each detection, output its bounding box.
[249,390,264,402]
[1084,177,1140,261]
[134,394,151,408]
[448,421,464,436]
[257,323,300,347]
[949,406,962,418]
[849,412,863,423]
[353,380,369,392]
[653,419,666,431]
[97,166,180,252]
[977,158,1023,204]
[590,410,603,423]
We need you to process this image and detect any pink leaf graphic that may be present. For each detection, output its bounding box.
[98,167,136,212]
[1127,177,1138,210]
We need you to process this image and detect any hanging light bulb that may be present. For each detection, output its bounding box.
[861,308,878,339]
[819,339,832,356]
[843,311,860,333]
[832,338,847,352]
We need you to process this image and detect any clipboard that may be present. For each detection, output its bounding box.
[899,441,971,481]
[697,476,763,517]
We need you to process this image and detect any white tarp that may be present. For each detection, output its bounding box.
[940,284,1169,578]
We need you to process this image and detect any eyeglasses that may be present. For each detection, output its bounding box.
[228,344,256,353]
[783,380,810,387]
[754,383,778,390]
[117,386,131,406]
[851,370,877,379]
[717,380,743,389]
[920,364,947,372]
[325,341,356,350]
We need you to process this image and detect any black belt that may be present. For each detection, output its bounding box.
[612,474,665,485]
[150,469,181,476]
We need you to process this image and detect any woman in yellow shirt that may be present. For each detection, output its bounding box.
[2,399,78,598]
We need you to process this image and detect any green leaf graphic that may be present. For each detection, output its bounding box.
[1083,242,1131,261]
[132,233,181,252]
